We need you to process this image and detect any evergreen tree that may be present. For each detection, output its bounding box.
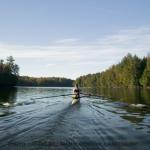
[140,57,150,87]
[75,53,149,88]
[0,56,19,87]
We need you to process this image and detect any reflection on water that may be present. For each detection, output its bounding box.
[83,87,150,126]
[83,87,150,104]
[121,115,144,124]
[0,88,17,117]
[0,87,150,150]
[0,87,17,103]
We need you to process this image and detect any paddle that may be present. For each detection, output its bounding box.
[31,94,75,100]
[31,92,102,100]
[80,92,102,98]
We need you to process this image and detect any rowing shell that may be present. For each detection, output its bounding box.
[72,95,80,105]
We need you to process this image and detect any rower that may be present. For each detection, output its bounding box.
[73,84,80,98]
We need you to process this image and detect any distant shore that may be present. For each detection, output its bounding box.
[17,76,73,87]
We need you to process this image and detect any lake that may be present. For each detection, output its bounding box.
[0,87,150,150]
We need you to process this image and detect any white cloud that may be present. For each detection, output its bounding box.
[0,25,150,78]
[54,38,80,44]
[46,63,56,67]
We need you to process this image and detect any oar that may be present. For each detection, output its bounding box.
[31,93,102,101]
[80,92,102,98]
[31,94,74,100]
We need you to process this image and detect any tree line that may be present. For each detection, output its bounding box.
[0,56,19,87]
[2,54,150,88]
[75,53,150,88]
[17,76,73,87]
[0,56,73,87]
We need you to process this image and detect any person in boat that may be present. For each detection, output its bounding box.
[73,84,80,99]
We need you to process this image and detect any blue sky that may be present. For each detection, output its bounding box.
[0,0,150,79]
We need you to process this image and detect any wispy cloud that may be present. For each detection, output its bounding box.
[0,25,150,78]
[54,38,80,44]
[46,63,56,67]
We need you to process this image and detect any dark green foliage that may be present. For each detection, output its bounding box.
[0,56,19,87]
[76,53,148,88]
[18,76,73,87]
[0,56,73,87]
[140,57,150,87]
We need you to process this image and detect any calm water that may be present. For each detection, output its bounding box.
[0,87,150,150]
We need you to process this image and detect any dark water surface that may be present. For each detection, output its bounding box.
[0,87,150,150]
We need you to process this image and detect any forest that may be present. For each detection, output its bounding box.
[75,53,150,88]
[1,54,150,88]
